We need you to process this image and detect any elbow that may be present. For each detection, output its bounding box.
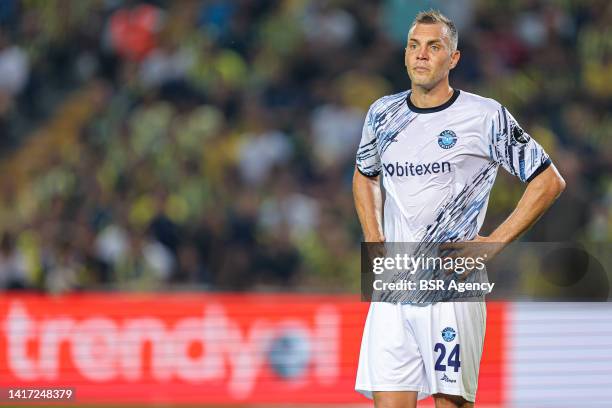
[553,173,566,198]
[541,163,565,199]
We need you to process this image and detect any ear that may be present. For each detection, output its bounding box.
[449,50,461,70]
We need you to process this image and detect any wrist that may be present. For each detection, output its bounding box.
[365,234,385,243]
[487,233,512,246]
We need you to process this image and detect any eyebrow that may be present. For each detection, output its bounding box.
[408,38,443,45]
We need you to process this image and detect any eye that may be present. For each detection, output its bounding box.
[409,43,417,50]
[431,44,440,51]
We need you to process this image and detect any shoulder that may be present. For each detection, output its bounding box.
[368,90,410,115]
[457,90,503,117]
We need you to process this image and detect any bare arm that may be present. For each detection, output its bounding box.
[485,164,565,245]
[353,167,385,242]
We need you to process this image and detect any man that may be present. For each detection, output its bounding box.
[353,10,565,408]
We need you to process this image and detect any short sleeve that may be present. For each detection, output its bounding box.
[488,105,551,183]
[355,104,381,177]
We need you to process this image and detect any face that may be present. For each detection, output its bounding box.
[405,22,460,90]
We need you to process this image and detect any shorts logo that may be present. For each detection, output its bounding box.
[441,374,457,383]
[438,130,457,149]
[441,327,456,342]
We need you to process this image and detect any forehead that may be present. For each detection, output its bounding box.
[408,22,449,43]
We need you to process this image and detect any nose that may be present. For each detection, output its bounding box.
[417,45,428,60]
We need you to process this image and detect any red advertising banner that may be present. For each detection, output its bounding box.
[0,294,505,405]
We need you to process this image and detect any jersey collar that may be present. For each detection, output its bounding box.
[406,89,460,113]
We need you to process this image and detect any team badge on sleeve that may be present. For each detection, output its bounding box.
[438,130,457,149]
[510,120,530,144]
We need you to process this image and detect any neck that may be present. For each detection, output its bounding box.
[410,80,453,109]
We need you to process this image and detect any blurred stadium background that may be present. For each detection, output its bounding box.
[0,0,610,407]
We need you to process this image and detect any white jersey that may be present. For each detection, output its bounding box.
[356,89,551,243]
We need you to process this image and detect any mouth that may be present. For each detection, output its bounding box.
[413,66,430,73]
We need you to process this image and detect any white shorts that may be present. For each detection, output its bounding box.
[355,301,486,402]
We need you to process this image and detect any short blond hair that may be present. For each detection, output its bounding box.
[409,9,458,51]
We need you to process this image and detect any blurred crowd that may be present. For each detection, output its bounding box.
[0,0,610,293]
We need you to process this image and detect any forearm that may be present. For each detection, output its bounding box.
[489,164,565,244]
[353,168,385,242]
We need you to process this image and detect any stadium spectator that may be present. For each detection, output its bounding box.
[0,0,609,292]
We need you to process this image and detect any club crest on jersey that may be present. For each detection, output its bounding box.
[438,130,457,149]
[441,327,456,342]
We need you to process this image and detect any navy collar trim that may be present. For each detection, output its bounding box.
[406,89,460,113]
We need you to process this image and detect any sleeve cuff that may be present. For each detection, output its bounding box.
[526,158,552,183]
[357,166,380,178]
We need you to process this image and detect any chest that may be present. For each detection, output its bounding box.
[377,112,485,164]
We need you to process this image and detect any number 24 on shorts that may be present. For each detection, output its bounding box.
[434,343,461,372]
